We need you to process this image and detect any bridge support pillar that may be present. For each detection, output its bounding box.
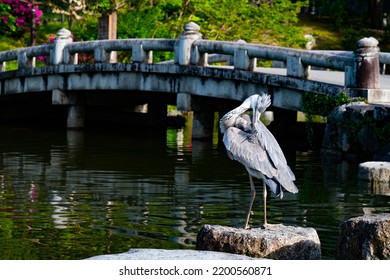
[177,93,192,111]
[147,101,167,128]
[67,105,85,129]
[192,111,214,140]
[176,93,214,140]
[269,108,301,141]
[191,96,214,140]
[52,89,85,130]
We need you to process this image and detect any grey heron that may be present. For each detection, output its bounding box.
[219,93,298,229]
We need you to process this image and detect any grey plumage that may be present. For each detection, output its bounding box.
[220,93,298,229]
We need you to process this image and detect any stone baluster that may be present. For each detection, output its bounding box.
[51,28,73,65]
[132,44,153,63]
[94,45,110,63]
[17,51,30,69]
[50,28,85,130]
[175,22,213,139]
[17,50,37,69]
[175,22,202,65]
[286,55,308,79]
[234,40,256,71]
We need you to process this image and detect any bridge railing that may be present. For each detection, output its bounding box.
[180,22,379,90]
[0,44,52,71]
[60,38,177,64]
[192,39,355,76]
[0,22,383,91]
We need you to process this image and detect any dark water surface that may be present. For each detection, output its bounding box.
[1,126,390,259]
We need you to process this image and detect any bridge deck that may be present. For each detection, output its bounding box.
[256,67,390,90]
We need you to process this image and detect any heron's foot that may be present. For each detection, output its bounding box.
[261,223,280,229]
[243,224,252,230]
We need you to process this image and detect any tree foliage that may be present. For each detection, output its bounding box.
[2,0,309,49]
[115,0,308,47]
[46,0,126,28]
[0,0,43,36]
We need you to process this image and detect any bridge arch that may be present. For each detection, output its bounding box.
[1,22,390,139]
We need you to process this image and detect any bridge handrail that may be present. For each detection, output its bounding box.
[0,45,52,61]
[379,52,390,65]
[63,38,176,63]
[64,38,176,52]
[0,38,177,68]
[0,35,356,73]
[193,40,354,71]
[0,22,383,90]
[0,44,52,69]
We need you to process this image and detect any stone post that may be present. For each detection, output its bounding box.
[17,51,31,69]
[354,37,380,89]
[286,55,308,79]
[132,44,153,63]
[234,40,256,71]
[51,28,73,65]
[51,30,84,129]
[94,45,111,63]
[191,95,214,140]
[176,93,192,111]
[175,22,202,65]
[52,89,85,130]
[175,22,211,140]
[67,105,85,129]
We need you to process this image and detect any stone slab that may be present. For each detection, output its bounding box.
[86,248,257,260]
[358,161,390,182]
[196,224,321,260]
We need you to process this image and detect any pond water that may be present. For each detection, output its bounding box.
[1,125,390,260]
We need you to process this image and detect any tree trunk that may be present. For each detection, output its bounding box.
[369,0,384,29]
[98,11,118,62]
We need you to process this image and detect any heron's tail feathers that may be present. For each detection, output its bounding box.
[264,177,298,199]
[264,178,283,198]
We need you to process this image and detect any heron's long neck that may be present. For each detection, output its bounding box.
[219,105,249,132]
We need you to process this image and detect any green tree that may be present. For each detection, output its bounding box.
[0,0,43,44]
[117,0,308,47]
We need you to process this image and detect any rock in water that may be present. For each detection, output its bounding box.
[358,161,390,183]
[196,224,321,260]
[337,214,390,260]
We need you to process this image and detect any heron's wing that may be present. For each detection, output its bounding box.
[254,122,298,193]
[254,121,296,181]
[223,127,278,179]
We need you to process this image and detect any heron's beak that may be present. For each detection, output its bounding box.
[252,104,259,123]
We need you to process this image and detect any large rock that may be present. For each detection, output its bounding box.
[196,224,321,260]
[337,214,390,259]
[86,248,257,260]
[321,102,390,160]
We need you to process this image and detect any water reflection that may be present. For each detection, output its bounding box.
[1,126,390,259]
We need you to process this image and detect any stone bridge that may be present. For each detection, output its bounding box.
[1,22,390,139]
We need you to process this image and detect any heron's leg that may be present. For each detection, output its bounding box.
[263,180,268,227]
[244,174,256,229]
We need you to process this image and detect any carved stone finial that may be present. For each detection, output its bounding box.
[356,37,379,48]
[184,22,200,34]
[56,28,72,40]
